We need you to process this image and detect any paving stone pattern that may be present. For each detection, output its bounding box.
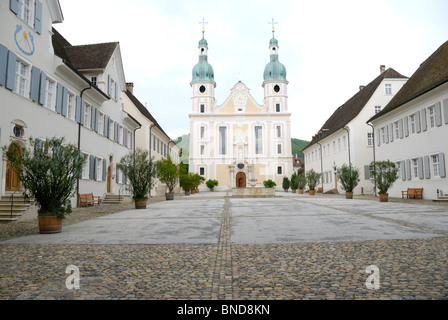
[0,192,447,300]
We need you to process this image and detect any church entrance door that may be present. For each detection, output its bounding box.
[5,143,21,191]
[236,172,246,188]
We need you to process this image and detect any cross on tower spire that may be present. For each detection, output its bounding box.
[199,18,208,36]
[269,18,278,35]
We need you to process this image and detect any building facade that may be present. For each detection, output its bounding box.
[188,31,293,189]
[0,0,140,208]
[368,41,448,200]
[122,83,181,196]
[303,66,408,194]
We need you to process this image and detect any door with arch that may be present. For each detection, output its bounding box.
[107,165,112,193]
[236,172,246,188]
[5,143,21,191]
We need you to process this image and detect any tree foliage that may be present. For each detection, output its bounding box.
[370,160,399,194]
[337,164,360,193]
[156,155,182,193]
[4,137,85,219]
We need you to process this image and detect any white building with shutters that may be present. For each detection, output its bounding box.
[368,41,448,200]
[0,0,140,207]
[303,66,408,195]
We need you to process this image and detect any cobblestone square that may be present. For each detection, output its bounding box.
[1,192,447,300]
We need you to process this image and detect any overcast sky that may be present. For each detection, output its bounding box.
[56,0,448,142]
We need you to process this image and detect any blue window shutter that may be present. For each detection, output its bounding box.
[114,123,119,142]
[403,117,409,137]
[415,112,421,133]
[384,126,389,143]
[389,124,393,142]
[75,96,81,123]
[89,155,95,180]
[102,159,107,181]
[80,100,85,125]
[56,83,63,114]
[421,109,427,131]
[401,160,406,181]
[104,115,109,137]
[406,159,411,180]
[91,106,96,130]
[0,44,8,87]
[115,81,118,100]
[439,153,446,178]
[123,129,127,147]
[435,102,442,127]
[424,156,431,179]
[34,1,42,34]
[10,0,19,15]
[398,119,403,139]
[38,71,46,105]
[61,87,68,117]
[6,50,17,91]
[30,66,40,102]
[95,108,99,132]
[418,157,424,179]
[443,99,448,125]
[107,75,111,96]
[376,129,380,146]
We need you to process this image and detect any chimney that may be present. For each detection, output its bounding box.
[359,85,365,91]
[380,65,386,73]
[126,82,134,94]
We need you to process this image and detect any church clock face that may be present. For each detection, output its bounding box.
[233,92,247,112]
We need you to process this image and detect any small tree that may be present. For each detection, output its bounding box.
[3,137,85,219]
[290,172,299,191]
[206,179,219,190]
[156,155,182,194]
[117,148,156,202]
[297,174,306,191]
[337,164,360,193]
[180,173,195,194]
[306,169,321,191]
[263,179,276,188]
[282,176,290,191]
[370,160,399,195]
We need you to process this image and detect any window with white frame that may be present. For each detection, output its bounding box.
[432,154,440,177]
[409,114,416,134]
[381,127,386,144]
[276,125,282,138]
[342,136,346,150]
[110,78,116,100]
[277,144,282,154]
[18,0,35,26]
[200,104,205,113]
[14,59,29,97]
[375,106,382,114]
[277,166,283,175]
[367,133,374,146]
[412,158,419,179]
[200,126,205,139]
[275,103,281,112]
[67,92,76,120]
[81,153,89,179]
[109,119,114,139]
[84,103,92,129]
[96,158,102,181]
[396,161,401,180]
[428,106,436,128]
[44,78,56,111]
[323,145,326,156]
[394,121,399,140]
[199,167,205,176]
[98,112,104,135]
[337,139,341,152]
[118,125,123,144]
[91,76,97,86]
[219,126,227,155]
[200,145,205,156]
[385,84,392,95]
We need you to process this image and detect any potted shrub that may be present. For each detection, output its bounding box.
[290,172,298,193]
[263,179,276,188]
[3,137,85,234]
[191,173,204,193]
[282,176,290,192]
[306,169,321,195]
[370,160,399,202]
[117,148,156,209]
[297,174,306,194]
[156,155,182,201]
[206,179,219,191]
[337,164,360,199]
[180,173,194,196]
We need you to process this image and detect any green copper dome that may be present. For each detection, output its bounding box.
[264,36,287,81]
[192,36,215,83]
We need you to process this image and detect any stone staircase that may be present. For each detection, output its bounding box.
[434,195,448,202]
[0,192,32,222]
[101,193,124,205]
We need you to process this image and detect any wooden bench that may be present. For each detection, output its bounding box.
[401,188,423,199]
[79,193,101,207]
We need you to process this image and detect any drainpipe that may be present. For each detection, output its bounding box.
[316,141,324,193]
[148,124,155,159]
[342,126,351,168]
[76,84,92,207]
[367,123,377,197]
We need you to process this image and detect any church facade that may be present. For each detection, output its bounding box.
[189,31,293,189]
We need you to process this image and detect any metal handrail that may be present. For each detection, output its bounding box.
[9,185,23,220]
